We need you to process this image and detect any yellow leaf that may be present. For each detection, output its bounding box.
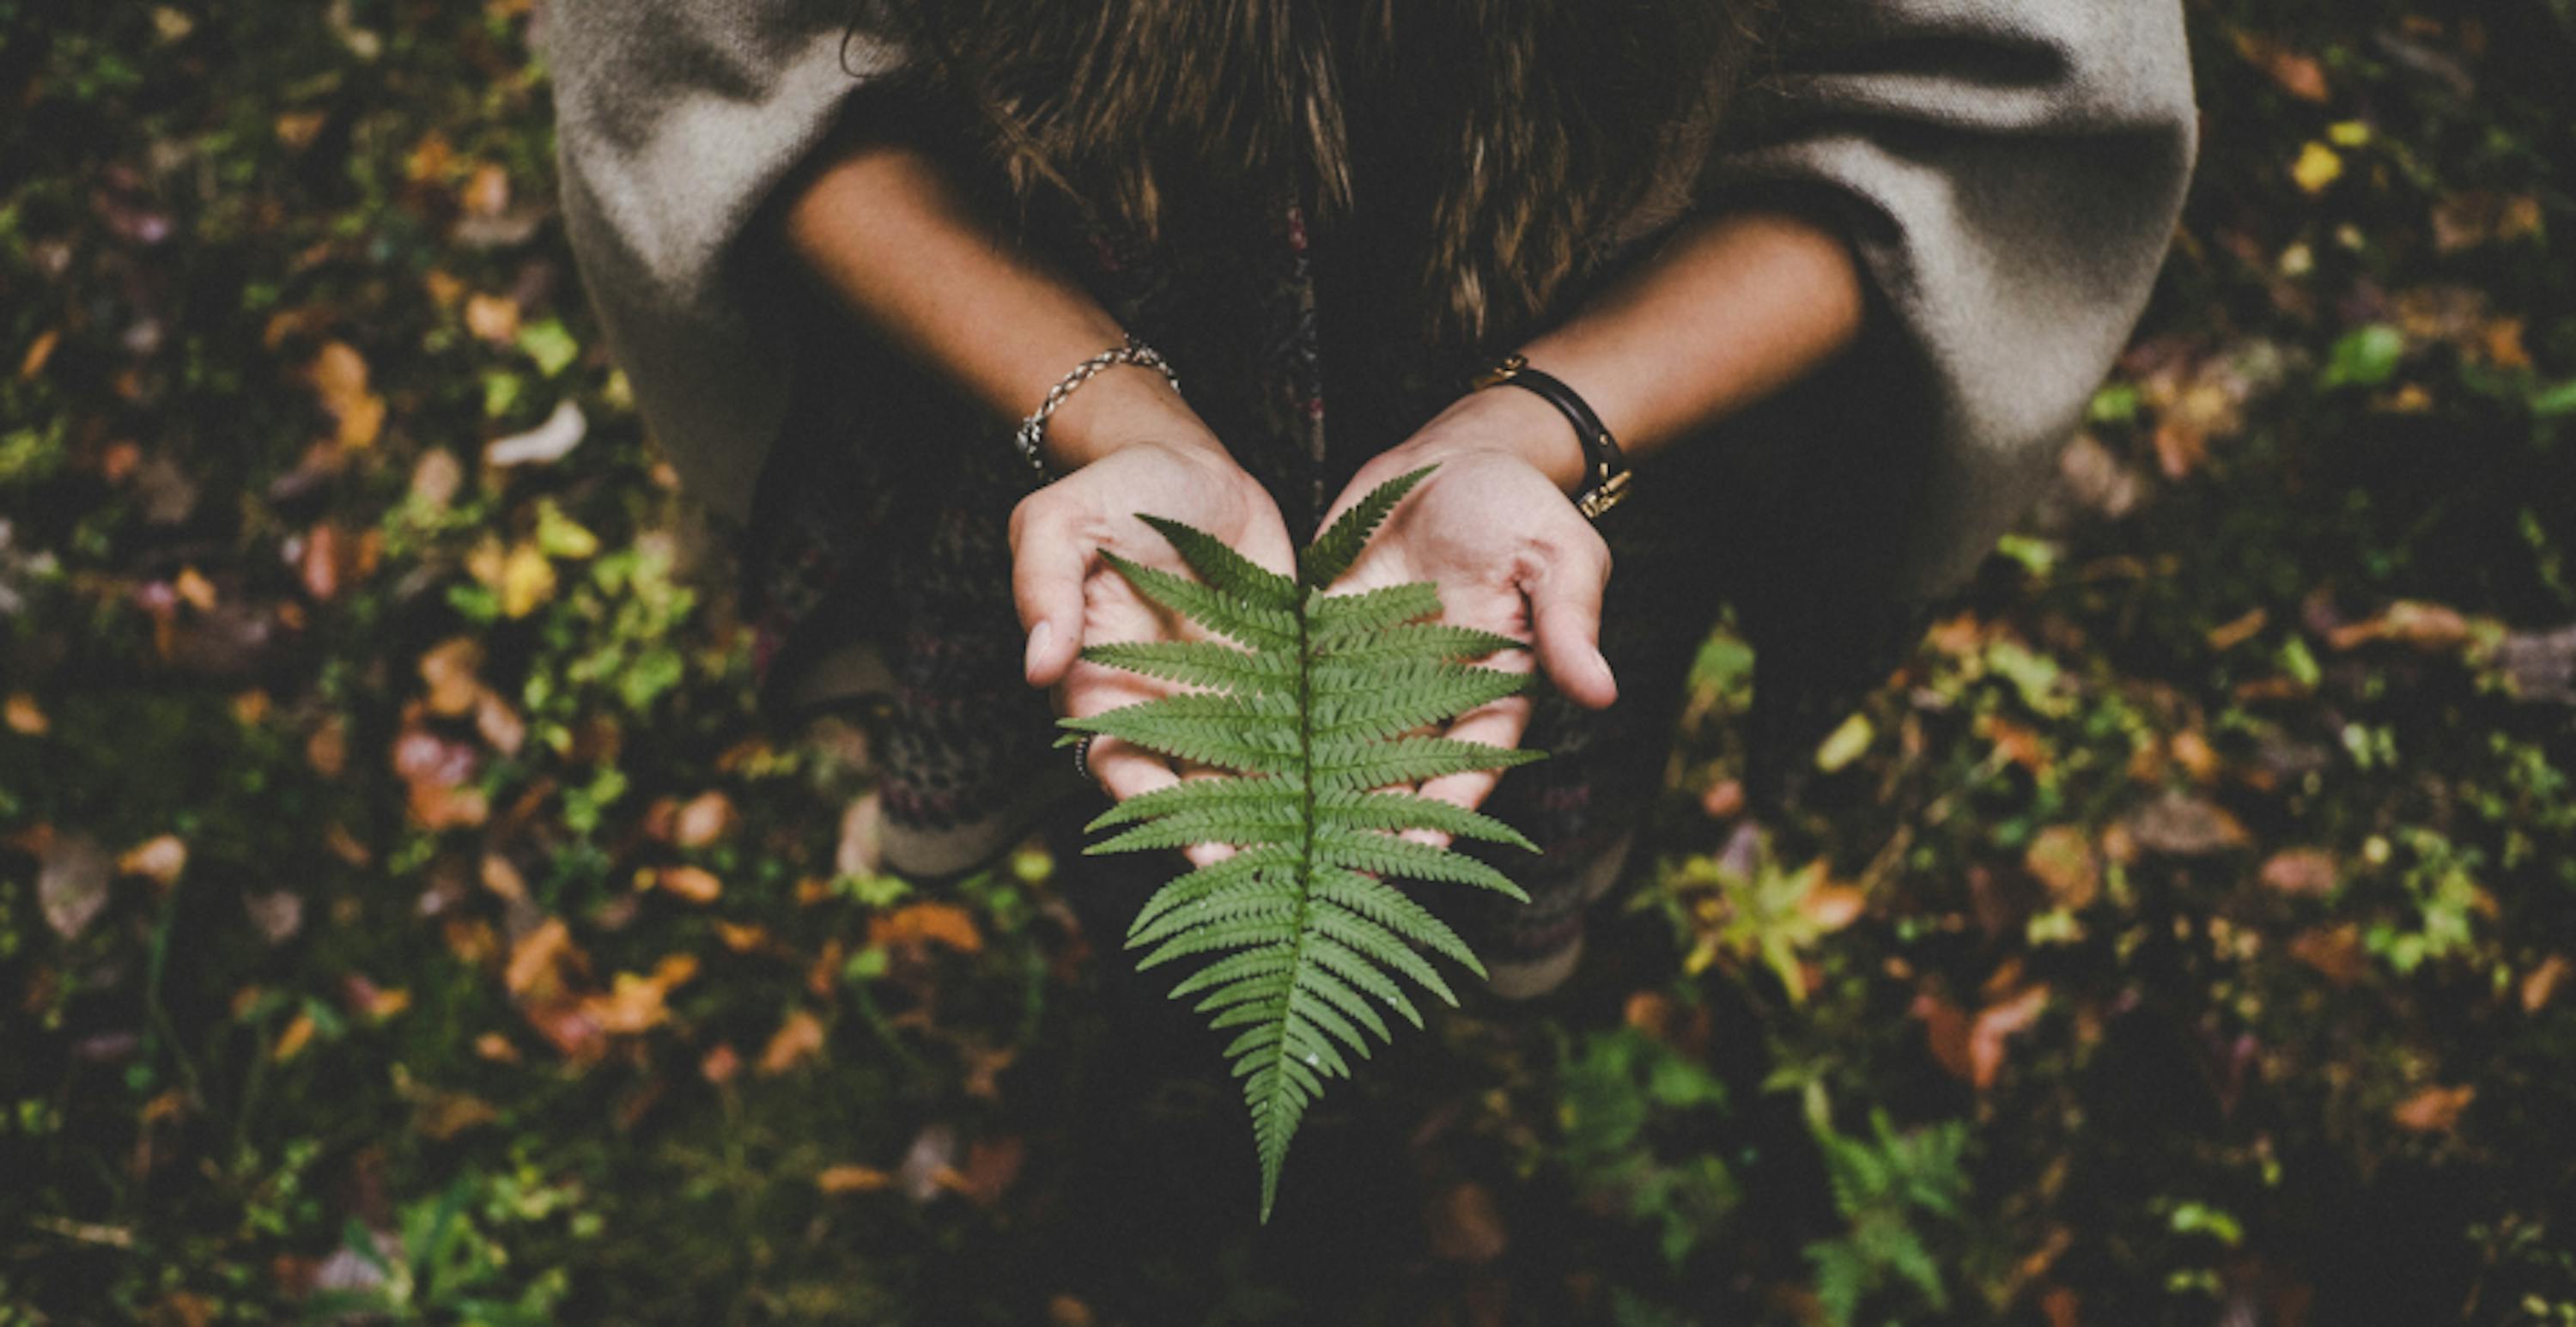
[273,1012,316,1062]
[2326,119,2372,148]
[2292,141,2344,195]
[1814,712,1874,773]
[499,542,556,618]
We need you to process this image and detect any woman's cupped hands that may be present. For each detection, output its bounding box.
[1011,384,1615,851]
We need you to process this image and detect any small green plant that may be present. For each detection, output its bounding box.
[1066,466,1540,1220]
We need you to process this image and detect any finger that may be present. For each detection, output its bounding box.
[1011,505,1089,687]
[1092,736,1184,807]
[1175,762,1240,867]
[1406,693,1536,843]
[1525,543,1616,709]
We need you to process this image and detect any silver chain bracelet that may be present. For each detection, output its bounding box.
[1012,334,1181,477]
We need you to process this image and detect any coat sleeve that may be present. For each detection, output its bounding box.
[543,0,905,519]
[1702,0,2198,599]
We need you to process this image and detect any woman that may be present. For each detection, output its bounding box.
[544,0,2196,996]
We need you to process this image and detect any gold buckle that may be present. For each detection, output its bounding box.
[1575,468,1632,521]
[1468,353,1528,392]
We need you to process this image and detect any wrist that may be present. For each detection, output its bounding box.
[1040,367,1225,472]
[1432,380,1589,496]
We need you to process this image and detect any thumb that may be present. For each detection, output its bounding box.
[1012,514,1089,687]
[1526,545,1616,709]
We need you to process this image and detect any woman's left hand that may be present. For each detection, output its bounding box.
[1315,386,1620,820]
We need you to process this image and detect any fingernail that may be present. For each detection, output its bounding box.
[1025,622,1053,678]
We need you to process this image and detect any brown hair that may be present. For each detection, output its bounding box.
[866,0,1768,347]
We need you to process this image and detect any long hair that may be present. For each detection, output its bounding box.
[867,0,1769,347]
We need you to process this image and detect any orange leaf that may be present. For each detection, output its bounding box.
[2391,1083,2475,1133]
[273,1012,316,1062]
[2206,608,2269,651]
[2289,923,2366,988]
[1970,984,2051,1090]
[2522,955,2571,1014]
[505,918,573,996]
[418,637,484,717]
[3,692,46,736]
[817,1165,893,1195]
[757,1010,826,1076]
[465,294,519,344]
[2326,600,2475,653]
[869,902,983,956]
[655,866,723,905]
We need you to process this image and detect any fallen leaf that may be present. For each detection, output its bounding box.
[2523,955,2570,1014]
[757,1009,826,1075]
[2391,1084,2475,1133]
[653,866,723,905]
[484,399,586,467]
[2327,600,2474,652]
[20,327,61,379]
[2207,608,2269,651]
[173,567,217,612]
[2024,827,2099,910]
[411,448,465,509]
[673,792,738,849]
[474,1032,520,1062]
[2125,793,2251,856]
[817,1165,893,1195]
[339,974,405,1020]
[4,693,46,735]
[418,637,484,716]
[244,891,305,945]
[869,902,983,956]
[951,1135,1025,1206]
[39,833,112,940]
[897,1123,957,1202]
[497,541,556,618]
[2289,924,2366,988]
[2291,141,2343,195]
[273,1011,316,1062]
[1971,984,2051,1090]
[413,1091,500,1141]
[700,1042,740,1084]
[504,918,574,996]
[1914,989,1975,1083]
[474,691,526,756]
[1698,779,1745,819]
[306,341,385,449]
[2233,31,2331,102]
[2259,849,2338,898]
[2493,625,2576,706]
[1426,1183,1509,1263]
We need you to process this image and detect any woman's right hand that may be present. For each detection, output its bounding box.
[1009,425,1296,811]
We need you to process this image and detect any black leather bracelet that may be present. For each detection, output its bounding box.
[1470,354,1632,520]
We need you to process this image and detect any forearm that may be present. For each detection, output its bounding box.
[780,139,1215,468]
[1499,210,1867,491]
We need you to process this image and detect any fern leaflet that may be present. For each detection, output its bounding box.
[1062,465,1540,1221]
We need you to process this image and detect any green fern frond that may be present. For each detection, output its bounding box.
[1066,465,1541,1221]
